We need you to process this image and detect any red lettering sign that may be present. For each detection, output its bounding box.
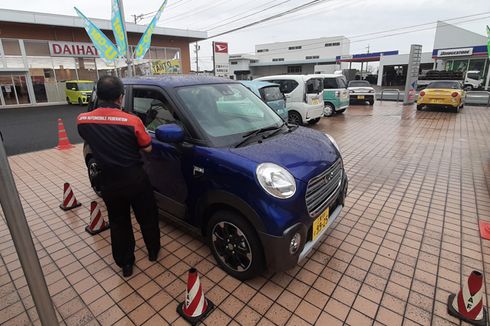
[52,44,62,55]
[49,41,99,58]
[214,42,228,54]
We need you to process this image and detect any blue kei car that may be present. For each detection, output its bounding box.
[84,75,348,280]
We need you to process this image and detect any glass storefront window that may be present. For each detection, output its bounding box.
[166,48,180,60]
[468,59,485,74]
[451,59,468,72]
[0,76,17,105]
[2,39,21,55]
[76,58,98,81]
[96,58,117,78]
[13,75,29,104]
[53,57,77,101]
[24,40,50,56]
[27,56,56,103]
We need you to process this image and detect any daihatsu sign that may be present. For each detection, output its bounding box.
[49,41,99,57]
[213,41,229,78]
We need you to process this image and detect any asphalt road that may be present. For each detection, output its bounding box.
[0,104,86,156]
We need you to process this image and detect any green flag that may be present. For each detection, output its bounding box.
[134,0,168,60]
[111,0,128,57]
[74,7,119,62]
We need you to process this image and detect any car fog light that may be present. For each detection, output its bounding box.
[289,233,301,254]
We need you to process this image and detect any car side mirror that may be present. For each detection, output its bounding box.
[155,124,184,143]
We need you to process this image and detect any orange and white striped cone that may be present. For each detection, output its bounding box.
[56,118,74,150]
[177,268,214,325]
[85,201,109,235]
[59,182,81,211]
[447,270,488,326]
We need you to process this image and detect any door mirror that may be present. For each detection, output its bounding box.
[155,124,184,143]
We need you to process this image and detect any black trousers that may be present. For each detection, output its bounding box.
[100,165,160,267]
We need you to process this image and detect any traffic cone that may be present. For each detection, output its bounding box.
[447,270,488,326]
[177,268,214,325]
[59,182,81,211]
[56,118,74,150]
[85,201,109,235]
[479,221,490,240]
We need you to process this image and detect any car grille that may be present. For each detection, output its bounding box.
[306,159,343,217]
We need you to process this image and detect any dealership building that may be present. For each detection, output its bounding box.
[0,8,206,107]
[229,36,351,80]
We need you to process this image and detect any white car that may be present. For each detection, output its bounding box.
[347,80,376,105]
[255,75,324,125]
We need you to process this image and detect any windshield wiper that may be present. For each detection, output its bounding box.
[235,124,284,148]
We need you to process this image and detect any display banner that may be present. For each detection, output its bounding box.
[213,41,229,78]
[151,59,181,74]
[111,0,128,57]
[403,44,422,105]
[134,0,168,60]
[74,7,119,62]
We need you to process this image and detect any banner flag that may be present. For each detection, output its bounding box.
[74,7,119,62]
[134,0,168,60]
[111,0,128,57]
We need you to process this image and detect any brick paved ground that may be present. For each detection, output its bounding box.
[1,102,489,325]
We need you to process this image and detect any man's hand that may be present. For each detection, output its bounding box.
[142,144,152,153]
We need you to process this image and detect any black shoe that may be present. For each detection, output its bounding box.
[122,264,133,277]
[149,250,159,262]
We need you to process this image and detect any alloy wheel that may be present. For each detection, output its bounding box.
[211,221,252,272]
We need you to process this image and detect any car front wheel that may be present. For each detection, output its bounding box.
[87,157,102,197]
[323,103,335,117]
[288,111,303,126]
[207,210,264,280]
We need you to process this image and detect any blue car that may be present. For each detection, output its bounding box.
[84,75,348,280]
[240,80,288,121]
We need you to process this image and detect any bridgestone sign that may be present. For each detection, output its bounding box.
[437,48,473,57]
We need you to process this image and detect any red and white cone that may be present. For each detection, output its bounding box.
[448,270,488,325]
[59,182,81,211]
[56,118,74,150]
[85,201,109,235]
[177,268,214,325]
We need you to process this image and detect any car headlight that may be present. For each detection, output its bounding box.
[325,133,340,152]
[256,163,296,199]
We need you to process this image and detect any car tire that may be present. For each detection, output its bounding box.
[368,99,375,105]
[337,109,346,114]
[66,97,71,105]
[288,111,303,126]
[78,98,83,106]
[87,157,102,197]
[308,118,320,125]
[207,210,265,280]
[416,105,423,111]
[323,103,335,117]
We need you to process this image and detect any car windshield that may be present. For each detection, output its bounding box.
[78,82,95,91]
[176,83,284,147]
[306,78,323,94]
[348,81,370,87]
[426,81,461,89]
[261,86,283,101]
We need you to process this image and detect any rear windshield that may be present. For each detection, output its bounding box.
[324,77,347,89]
[306,78,323,94]
[260,86,283,102]
[426,81,461,89]
[269,80,299,94]
[348,80,370,87]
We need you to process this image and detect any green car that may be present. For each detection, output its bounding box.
[313,74,349,117]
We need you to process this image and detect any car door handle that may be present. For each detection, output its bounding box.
[193,166,204,177]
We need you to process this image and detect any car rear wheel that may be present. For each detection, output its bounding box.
[66,97,71,104]
[323,103,335,117]
[207,210,264,280]
[288,111,303,126]
[87,158,102,197]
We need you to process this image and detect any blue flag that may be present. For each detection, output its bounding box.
[74,7,119,62]
[134,0,168,60]
[111,0,128,57]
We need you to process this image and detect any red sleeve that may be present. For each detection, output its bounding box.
[133,117,152,148]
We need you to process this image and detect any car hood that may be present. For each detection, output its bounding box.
[229,127,340,182]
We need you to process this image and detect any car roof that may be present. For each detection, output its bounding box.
[240,80,279,88]
[256,75,316,82]
[122,75,237,88]
[66,80,94,83]
[310,74,343,78]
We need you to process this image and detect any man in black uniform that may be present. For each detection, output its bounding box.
[77,76,160,277]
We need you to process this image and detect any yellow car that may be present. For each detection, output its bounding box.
[417,81,465,113]
[65,80,95,105]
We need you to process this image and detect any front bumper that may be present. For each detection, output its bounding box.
[350,93,374,100]
[258,173,348,272]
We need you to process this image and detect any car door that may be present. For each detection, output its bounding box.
[130,86,191,219]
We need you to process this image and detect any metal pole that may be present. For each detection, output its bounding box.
[0,141,58,326]
[195,42,199,74]
[119,0,132,77]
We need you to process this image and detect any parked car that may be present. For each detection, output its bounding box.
[240,80,288,121]
[84,75,348,280]
[65,80,95,105]
[313,74,349,116]
[347,80,375,105]
[255,75,324,125]
[417,81,465,113]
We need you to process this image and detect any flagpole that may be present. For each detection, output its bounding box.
[119,0,132,77]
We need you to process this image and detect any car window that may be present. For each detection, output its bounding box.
[306,78,323,94]
[348,81,370,87]
[78,82,95,91]
[270,79,299,94]
[467,73,480,80]
[260,86,283,101]
[426,81,461,89]
[66,82,77,90]
[323,78,338,89]
[132,88,177,131]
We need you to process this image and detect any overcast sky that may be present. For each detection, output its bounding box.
[2,0,489,70]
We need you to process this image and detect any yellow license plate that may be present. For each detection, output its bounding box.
[312,207,329,240]
[357,95,364,99]
[312,99,320,105]
[431,99,443,104]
